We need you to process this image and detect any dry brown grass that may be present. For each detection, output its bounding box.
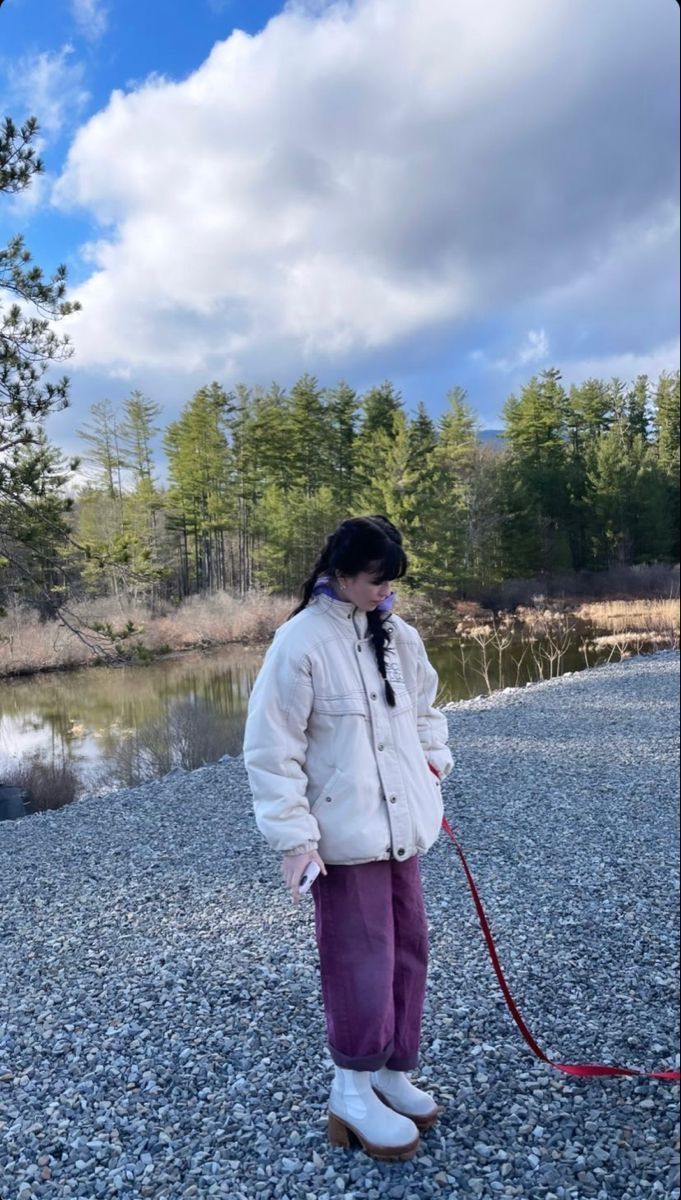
[0,613,105,676]
[575,598,680,635]
[0,590,295,678]
[2,589,678,679]
[143,590,292,651]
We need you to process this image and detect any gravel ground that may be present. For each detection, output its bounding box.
[0,650,679,1200]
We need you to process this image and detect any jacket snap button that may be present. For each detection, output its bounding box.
[377,743,384,751]
[370,692,377,700]
[397,848,406,857]
[325,796,332,802]
[389,795,396,804]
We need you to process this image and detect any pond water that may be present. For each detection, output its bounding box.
[0,628,645,804]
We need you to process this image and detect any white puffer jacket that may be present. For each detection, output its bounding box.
[243,593,454,866]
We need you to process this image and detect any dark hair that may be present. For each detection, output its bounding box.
[287,515,408,707]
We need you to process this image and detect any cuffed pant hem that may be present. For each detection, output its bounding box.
[329,1040,395,1072]
[385,1053,420,1071]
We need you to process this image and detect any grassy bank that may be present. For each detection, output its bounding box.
[0,592,293,678]
[0,587,678,680]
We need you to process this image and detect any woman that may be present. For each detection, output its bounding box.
[243,515,454,1161]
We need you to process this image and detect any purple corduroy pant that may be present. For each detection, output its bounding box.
[312,855,429,1071]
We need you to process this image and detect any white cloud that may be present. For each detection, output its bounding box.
[560,339,680,389]
[5,45,89,141]
[54,0,679,383]
[71,0,108,42]
[492,329,550,372]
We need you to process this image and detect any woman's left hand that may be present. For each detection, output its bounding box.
[281,850,327,906]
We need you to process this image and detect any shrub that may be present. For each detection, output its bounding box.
[1,757,80,813]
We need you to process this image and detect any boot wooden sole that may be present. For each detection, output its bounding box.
[371,1087,443,1132]
[327,1111,420,1161]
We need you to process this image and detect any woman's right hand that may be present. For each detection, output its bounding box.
[281,850,327,906]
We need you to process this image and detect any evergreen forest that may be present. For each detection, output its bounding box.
[2,368,679,617]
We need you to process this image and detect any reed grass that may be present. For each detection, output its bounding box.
[0,591,293,678]
[575,598,680,634]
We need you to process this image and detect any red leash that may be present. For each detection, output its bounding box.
[431,770,680,1081]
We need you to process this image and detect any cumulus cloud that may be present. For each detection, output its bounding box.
[71,0,108,42]
[537,201,680,358]
[492,329,550,372]
[5,45,89,140]
[54,0,679,383]
[560,339,680,389]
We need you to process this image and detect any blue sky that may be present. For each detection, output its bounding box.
[0,0,679,460]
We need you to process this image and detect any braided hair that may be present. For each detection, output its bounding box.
[287,515,408,707]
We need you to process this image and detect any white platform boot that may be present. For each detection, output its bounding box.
[328,1067,420,1160]
[369,1068,441,1131]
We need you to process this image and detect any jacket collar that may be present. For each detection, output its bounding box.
[310,593,370,639]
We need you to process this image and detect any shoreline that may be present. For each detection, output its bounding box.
[0,635,271,684]
[440,644,681,709]
[0,595,678,684]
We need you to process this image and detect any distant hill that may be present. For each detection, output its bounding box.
[478,428,505,452]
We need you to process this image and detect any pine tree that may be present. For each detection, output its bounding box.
[651,370,680,558]
[255,484,338,593]
[164,384,234,594]
[2,432,76,613]
[325,381,359,514]
[74,485,131,598]
[398,402,440,589]
[653,370,680,476]
[120,391,161,487]
[248,384,295,496]
[563,378,612,570]
[288,374,334,496]
[224,385,259,596]
[360,380,404,437]
[0,115,80,614]
[77,399,126,500]
[353,381,405,511]
[587,428,643,566]
[501,368,572,575]
[368,408,414,528]
[428,388,479,592]
[73,399,129,595]
[119,391,167,602]
[625,375,651,445]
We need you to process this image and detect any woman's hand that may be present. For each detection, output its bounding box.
[281,850,327,906]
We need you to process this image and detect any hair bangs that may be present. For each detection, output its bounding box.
[367,540,407,583]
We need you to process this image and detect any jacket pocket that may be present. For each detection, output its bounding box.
[310,765,343,815]
[420,757,444,848]
[313,691,369,718]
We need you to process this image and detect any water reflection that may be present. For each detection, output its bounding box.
[0,630,639,805]
[0,646,263,796]
[427,632,603,699]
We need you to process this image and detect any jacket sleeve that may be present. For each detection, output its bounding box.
[243,628,320,855]
[415,632,454,780]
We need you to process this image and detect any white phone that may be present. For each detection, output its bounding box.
[299,861,321,894]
